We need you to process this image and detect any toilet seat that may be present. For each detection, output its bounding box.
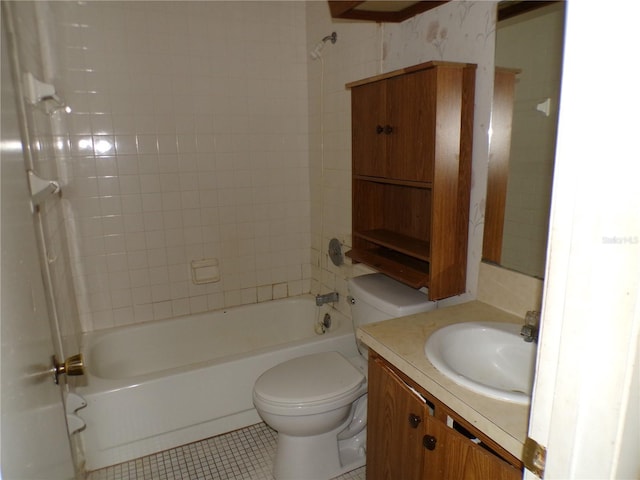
[253,351,366,416]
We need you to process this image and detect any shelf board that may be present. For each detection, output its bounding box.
[355,229,430,261]
[354,174,432,189]
[346,247,430,289]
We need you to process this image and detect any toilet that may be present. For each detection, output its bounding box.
[252,273,437,480]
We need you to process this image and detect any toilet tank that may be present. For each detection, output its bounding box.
[347,273,437,327]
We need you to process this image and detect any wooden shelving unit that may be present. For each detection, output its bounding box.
[346,61,476,300]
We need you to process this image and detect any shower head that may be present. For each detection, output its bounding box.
[310,31,337,60]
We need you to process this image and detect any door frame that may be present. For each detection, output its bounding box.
[525,2,640,478]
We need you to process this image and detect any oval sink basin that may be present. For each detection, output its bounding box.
[425,322,537,404]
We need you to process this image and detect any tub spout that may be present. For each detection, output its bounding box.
[315,292,338,306]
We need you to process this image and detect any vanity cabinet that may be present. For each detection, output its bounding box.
[346,62,476,299]
[367,352,522,480]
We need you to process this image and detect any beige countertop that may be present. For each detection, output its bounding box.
[356,300,531,461]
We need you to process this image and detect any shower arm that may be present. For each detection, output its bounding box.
[322,32,337,44]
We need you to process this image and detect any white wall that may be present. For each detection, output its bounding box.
[1,3,77,476]
[6,1,81,349]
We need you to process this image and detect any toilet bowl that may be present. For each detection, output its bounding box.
[253,351,367,479]
[253,273,437,479]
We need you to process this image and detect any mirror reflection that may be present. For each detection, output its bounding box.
[483,1,566,278]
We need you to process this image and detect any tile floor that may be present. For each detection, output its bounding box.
[87,423,366,480]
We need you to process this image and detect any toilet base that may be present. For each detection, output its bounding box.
[273,422,366,480]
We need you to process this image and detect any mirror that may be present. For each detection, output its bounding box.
[483,1,566,278]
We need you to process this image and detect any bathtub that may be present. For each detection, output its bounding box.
[75,295,360,471]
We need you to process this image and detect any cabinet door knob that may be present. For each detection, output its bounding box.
[423,434,437,451]
[408,413,422,428]
[376,125,384,134]
[384,124,393,134]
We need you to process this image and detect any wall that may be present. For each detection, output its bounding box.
[2,2,81,476]
[7,1,81,349]
[307,1,498,316]
[31,0,502,331]
[306,2,381,317]
[496,3,564,278]
[477,262,543,317]
[48,1,310,331]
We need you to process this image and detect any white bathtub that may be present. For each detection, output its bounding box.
[75,295,360,471]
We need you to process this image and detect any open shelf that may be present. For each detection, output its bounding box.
[346,247,430,289]
[354,229,430,262]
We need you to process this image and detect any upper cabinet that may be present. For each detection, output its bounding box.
[346,62,476,300]
[352,71,435,182]
[328,1,449,23]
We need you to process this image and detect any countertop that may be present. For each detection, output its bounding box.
[356,300,530,461]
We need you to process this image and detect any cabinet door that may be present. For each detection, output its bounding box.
[421,415,448,480]
[352,80,387,178]
[367,357,429,480]
[422,421,521,480]
[386,69,435,182]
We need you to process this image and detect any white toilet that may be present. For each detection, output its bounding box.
[252,273,437,480]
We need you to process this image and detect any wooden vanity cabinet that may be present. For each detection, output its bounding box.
[367,352,522,480]
[367,350,429,479]
[346,62,476,299]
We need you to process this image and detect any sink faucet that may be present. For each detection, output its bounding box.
[520,310,540,343]
[316,291,339,306]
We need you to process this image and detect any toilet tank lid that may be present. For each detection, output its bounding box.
[348,273,435,316]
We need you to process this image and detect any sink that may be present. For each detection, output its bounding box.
[424,322,537,404]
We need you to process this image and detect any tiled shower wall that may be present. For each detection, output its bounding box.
[48,1,311,331]
[306,2,381,317]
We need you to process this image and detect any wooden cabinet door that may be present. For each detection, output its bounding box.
[367,357,429,480]
[445,429,521,480]
[352,69,435,182]
[422,420,521,480]
[386,69,435,182]
[421,415,448,480]
[352,80,387,178]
